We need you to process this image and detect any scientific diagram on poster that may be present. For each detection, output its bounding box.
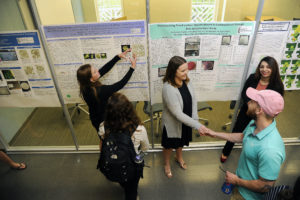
[42,20,149,103]
[149,22,255,103]
[0,31,59,107]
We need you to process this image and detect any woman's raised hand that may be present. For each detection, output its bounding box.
[118,48,131,59]
[129,53,137,69]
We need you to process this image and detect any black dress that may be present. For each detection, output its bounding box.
[161,81,193,149]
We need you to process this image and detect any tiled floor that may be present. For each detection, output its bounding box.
[1,145,300,200]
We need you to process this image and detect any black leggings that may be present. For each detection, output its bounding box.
[222,105,251,157]
[119,174,140,200]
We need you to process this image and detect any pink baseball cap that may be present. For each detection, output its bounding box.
[246,87,284,117]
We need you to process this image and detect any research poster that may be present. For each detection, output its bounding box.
[249,21,300,90]
[149,22,255,103]
[42,20,149,103]
[280,21,300,90]
[0,31,60,107]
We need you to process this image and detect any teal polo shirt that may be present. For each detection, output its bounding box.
[236,119,285,200]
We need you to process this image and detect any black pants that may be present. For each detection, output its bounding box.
[222,104,251,157]
[119,174,140,200]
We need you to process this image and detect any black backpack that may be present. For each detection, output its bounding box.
[97,131,139,183]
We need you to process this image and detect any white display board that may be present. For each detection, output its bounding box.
[0,31,60,107]
[249,21,300,90]
[42,20,149,103]
[149,22,256,103]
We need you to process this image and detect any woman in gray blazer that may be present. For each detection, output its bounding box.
[161,56,208,178]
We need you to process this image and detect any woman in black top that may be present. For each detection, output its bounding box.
[221,56,284,163]
[77,49,137,134]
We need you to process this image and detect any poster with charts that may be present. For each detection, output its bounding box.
[0,31,60,107]
[249,21,300,90]
[149,22,255,104]
[42,20,149,103]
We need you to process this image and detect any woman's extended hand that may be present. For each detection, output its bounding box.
[118,48,131,59]
[129,53,137,69]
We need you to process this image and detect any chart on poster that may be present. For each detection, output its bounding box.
[42,20,149,103]
[149,22,256,103]
[0,31,60,107]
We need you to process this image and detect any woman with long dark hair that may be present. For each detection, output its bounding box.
[221,56,284,163]
[104,93,149,200]
[161,56,208,178]
[76,49,136,136]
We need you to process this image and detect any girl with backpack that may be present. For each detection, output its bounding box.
[102,92,149,200]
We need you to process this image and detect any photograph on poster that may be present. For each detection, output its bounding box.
[100,53,107,59]
[221,36,231,45]
[20,81,31,92]
[31,49,41,59]
[2,70,15,79]
[202,61,214,70]
[132,44,145,57]
[36,65,46,76]
[121,45,130,52]
[238,35,249,45]
[158,67,167,77]
[84,53,96,59]
[24,66,35,76]
[7,81,21,90]
[0,86,10,95]
[188,61,197,71]
[184,36,200,57]
[18,49,29,59]
[0,49,18,61]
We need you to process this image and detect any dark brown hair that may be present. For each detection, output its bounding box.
[104,93,141,137]
[77,64,101,99]
[163,56,189,87]
[254,56,284,95]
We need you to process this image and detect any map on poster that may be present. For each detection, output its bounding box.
[42,20,149,103]
[0,31,60,107]
[149,22,255,103]
[249,21,300,90]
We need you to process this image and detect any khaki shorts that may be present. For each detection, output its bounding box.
[230,187,245,200]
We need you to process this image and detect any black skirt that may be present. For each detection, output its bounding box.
[161,126,192,149]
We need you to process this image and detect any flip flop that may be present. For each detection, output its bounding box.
[11,162,27,170]
[175,158,187,170]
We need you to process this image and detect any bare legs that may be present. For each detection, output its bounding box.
[163,147,187,178]
[163,148,172,178]
[0,151,26,169]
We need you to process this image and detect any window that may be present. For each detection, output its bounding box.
[97,0,123,22]
[191,0,217,22]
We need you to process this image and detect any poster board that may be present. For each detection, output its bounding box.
[249,21,300,90]
[0,31,60,107]
[42,20,149,103]
[149,22,256,103]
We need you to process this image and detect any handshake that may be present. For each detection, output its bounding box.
[198,126,216,137]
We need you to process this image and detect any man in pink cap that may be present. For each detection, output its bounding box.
[203,87,285,200]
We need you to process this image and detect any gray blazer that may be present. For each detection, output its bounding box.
[161,81,202,138]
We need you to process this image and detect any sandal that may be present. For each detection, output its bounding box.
[175,158,187,170]
[164,166,172,178]
[11,162,27,170]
